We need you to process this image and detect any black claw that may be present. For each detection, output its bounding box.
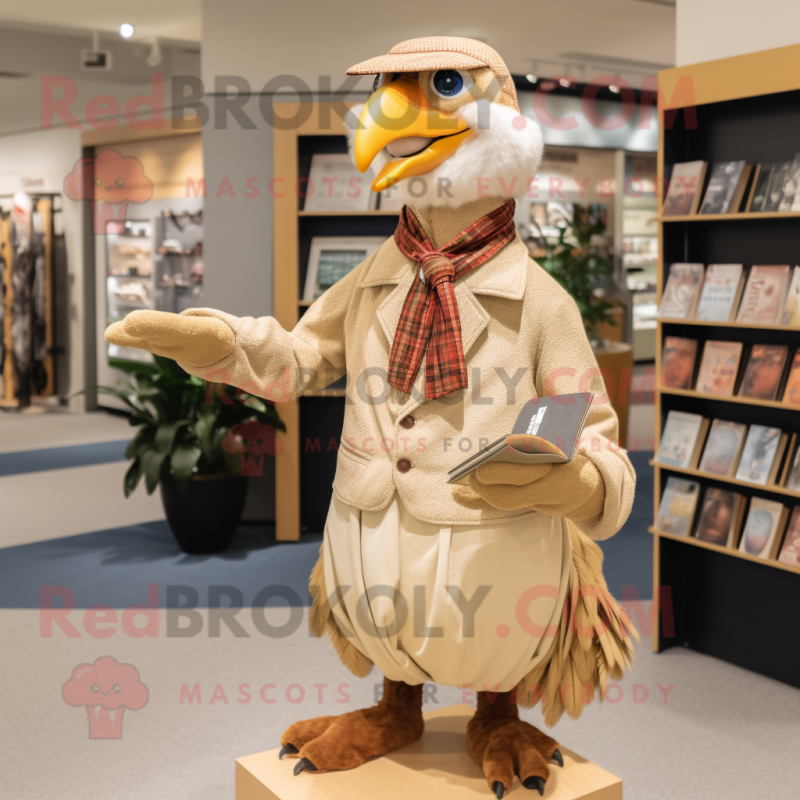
[279,744,298,760]
[523,776,545,795]
[493,781,505,799]
[293,757,317,775]
[551,748,564,767]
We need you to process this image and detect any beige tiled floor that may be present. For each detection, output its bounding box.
[0,411,132,454]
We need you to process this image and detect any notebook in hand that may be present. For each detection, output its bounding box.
[446,392,594,486]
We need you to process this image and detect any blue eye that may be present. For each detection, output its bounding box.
[432,70,465,98]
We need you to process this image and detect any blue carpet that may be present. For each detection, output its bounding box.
[0,452,654,609]
[0,440,129,476]
[0,521,322,609]
[597,450,653,602]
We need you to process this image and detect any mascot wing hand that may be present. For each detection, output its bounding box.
[453,455,606,525]
[104,310,235,368]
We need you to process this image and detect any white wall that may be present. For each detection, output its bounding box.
[676,0,800,66]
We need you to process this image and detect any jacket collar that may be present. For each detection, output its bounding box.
[359,235,528,355]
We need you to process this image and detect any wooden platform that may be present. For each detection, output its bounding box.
[236,704,622,799]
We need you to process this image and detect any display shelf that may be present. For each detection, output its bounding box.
[658,387,795,410]
[650,527,800,577]
[658,318,800,331]
[659,211,800,222]
[649,459,800,500]
[652,44,800,685]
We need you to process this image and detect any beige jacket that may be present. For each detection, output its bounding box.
[179,205,634,539]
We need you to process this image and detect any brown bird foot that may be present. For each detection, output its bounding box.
[279,676,424,774]
[467,689,562,797]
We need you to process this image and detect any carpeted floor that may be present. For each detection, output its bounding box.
[0,452,654,609]
[2,414,799,800]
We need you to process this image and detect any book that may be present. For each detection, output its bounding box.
[660,337,698,389]
[776,506,800,567]
[734,424,786,486]
[698,419,747,477]
[699,161,751,215]
[695,264,745,322]
[737,344,789,400]
[657,263,705,319]
[303,153,378,212]
[694,340,743,396]
[781,348,800,405]
[735,265,790,324]
[738,497,788,560]
[784,440,800,492]
[761,161,792,212]
[694,487,745,547]
[746,163,775,212]
[655,410,708,469]
[657,477,700,536]
[780,266,800,326]
[778,153,800,212]
[662,161,707,216]
[446,392,593,486]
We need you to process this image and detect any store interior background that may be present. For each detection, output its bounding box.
[2,2,800,800]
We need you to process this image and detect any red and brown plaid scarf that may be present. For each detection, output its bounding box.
[388,200,516,399]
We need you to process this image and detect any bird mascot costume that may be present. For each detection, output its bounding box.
[107,37,637,798]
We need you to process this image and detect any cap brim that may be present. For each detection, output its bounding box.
[346,51,486,76]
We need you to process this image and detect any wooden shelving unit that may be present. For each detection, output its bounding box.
[652,44,800,689]
[650,527,800,577]
[272,102,399,540]
[659,211,800,222]
[649,459,800,501]
[659,387,793,410]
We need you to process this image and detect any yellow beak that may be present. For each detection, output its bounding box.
[354,76,472,192]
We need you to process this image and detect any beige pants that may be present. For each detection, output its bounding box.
[322,492,571,691]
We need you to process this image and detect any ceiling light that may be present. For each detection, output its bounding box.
[559,78,571,88]
[119,23,134,39]
[609,84,621,94]
[526,74,538,83]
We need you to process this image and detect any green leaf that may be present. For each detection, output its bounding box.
[125,427,156,459]
[170,443,202,481]
[140,449,168,494]
[123,459,143,498]
[154,355,189,379]
[154,421,189,454]
[108,357,159,376]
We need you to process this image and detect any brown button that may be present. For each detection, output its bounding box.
[400,415,415,430]
[397,458,411,473]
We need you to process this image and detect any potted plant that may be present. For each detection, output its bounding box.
[83,356,284,554]
[533,204,632,446]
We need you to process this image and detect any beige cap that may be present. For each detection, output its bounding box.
[346,36,519,111]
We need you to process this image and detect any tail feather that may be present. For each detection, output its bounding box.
[308,547,374,679]
[517,522,637,726]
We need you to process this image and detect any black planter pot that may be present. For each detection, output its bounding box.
[159,474,248,554]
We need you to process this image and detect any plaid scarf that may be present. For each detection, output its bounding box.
[388,200,516,399]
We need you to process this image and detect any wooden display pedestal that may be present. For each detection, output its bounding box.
[236,704,622,800]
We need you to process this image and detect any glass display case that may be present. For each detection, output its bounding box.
[104,212,205,364]
[105,219,155,363]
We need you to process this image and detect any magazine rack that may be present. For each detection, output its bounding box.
[652,43,800,688]
[236,704,622,800]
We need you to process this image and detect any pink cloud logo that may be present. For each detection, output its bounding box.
[62,656,148,739]
[64,149,154,233]
[222,420,282,476]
